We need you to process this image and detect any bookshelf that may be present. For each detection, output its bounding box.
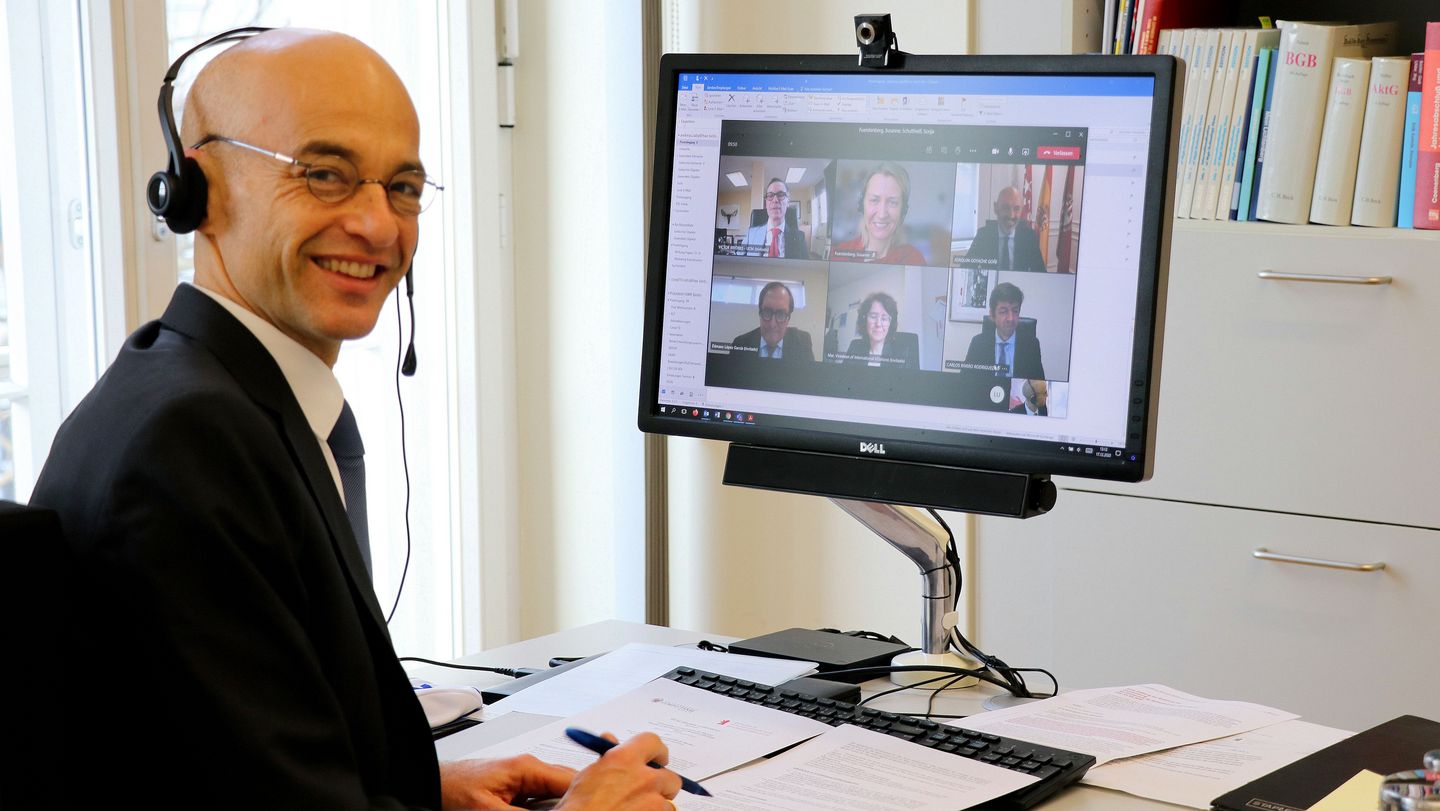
[972,0,1440,732]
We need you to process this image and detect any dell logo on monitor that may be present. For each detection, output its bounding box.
[860,441,886,455]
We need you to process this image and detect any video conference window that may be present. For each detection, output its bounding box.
[952,163,1086,274]
[714,157,831,260]
[829,160,954,267]
[701,119,1090,416]
[707,258,829,364]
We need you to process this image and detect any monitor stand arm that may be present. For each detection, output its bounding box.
[830,498,980,688]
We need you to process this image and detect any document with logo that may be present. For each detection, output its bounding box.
[948,684,1299,765]
[460,677,831,780]
[676,723,1038,811]
[1081,719,1353,809]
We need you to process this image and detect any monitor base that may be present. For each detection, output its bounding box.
[889,650,981,689]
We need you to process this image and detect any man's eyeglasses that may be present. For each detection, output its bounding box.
[192,135,444,216]
[759,308,791,322]
[763,191,789,201]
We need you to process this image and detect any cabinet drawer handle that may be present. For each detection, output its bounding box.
[1257,271,1392,285]
[1252,547,1386,572]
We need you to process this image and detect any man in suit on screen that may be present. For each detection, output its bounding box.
[732,281,814,362]
[967,186,1046,272]
[743,178,808,258]
[965,282,1045,380]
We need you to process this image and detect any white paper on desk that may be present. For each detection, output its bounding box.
[675,723,1038,811]
[1081,719,1353,809]
[485,643,816,719]
[948,684,1299,765]
[460,678,831,779]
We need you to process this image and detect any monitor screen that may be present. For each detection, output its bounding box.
[639,54,1178,485]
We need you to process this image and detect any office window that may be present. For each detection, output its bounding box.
[0,1,106,504]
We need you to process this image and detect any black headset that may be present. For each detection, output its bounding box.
[146,25,418,376]
[146,27,272,234]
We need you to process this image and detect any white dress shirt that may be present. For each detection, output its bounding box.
[191,284,349,504]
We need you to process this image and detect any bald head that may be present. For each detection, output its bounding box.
[182,27,425,366]
[182,29,417,152]
[994,185,1024,233]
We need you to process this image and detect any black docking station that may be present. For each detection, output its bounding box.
[728,627,909,684]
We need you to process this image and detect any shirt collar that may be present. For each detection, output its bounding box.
[190,283,345,439]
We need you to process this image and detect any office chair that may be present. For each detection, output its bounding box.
[0,501,68,810]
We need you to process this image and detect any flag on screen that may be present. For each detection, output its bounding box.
[1057,166,1076,273]
[1035,164,1053,266]
[1021,164,1034,221]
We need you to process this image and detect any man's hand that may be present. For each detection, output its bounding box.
[440,755,576,810]
[557,732,682,810]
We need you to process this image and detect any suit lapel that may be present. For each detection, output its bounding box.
[159,285,390,632]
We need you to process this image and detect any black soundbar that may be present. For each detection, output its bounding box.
[723,444,1056,518]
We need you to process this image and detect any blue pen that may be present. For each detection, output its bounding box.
[564,726,712,797]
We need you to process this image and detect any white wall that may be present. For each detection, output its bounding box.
[665,0,976,643]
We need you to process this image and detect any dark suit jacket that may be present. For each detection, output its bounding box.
[31,285,439,809]
[965,330,1046,380]
[1010,402,1049,416]
[732,326,814,362]
[743,223,807,258]
[844,333,920,369]
[967,220,1046,272]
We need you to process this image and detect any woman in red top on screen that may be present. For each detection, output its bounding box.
[832,162,927,265]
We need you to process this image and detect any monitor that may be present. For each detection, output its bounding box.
[639,52,1179,518]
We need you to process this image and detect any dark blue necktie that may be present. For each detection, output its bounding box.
[327,401,371,576]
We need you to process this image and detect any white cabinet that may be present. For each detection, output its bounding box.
[975,489,1440,731]
[1066,222,1440,529]
[976,223,1440,730]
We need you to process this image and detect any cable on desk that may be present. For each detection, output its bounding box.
[398,656,542,679]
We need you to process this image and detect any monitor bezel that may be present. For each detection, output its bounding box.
[638,52,1179,483]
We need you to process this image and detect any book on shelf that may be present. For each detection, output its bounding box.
[1190,30,1237,218]
[1230,48,1269,219]
[1157,28,1174,57]
[1171,29,1202,210]
[1176,28,1221,217]
[1133,2,1229,55]
[1415,22,1440,230]
[1350,57,1412,227]
[1254,20,1399,224]
[1130,0,1148,54]
[1215,30,1276,219]
[1245,48,1281,220]
[1102,0,1119,55]
[1115,0,1134,55]
[1197,30,1249,218]
[1309,57,1371,225]
[1397,53,1425,228]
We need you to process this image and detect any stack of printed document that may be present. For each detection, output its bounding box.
[462,677,1044,811]
[450,649,1353,810]
[946,684,1352,809]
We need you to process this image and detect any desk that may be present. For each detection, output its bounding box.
[403,620,1190,810]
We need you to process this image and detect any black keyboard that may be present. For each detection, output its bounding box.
[662,666,1095,809]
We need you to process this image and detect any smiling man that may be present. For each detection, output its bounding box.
[32,29,678,810]
[964,281,1045,380]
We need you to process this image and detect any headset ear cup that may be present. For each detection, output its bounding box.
[163,157,209,235]
[147,157,209,235]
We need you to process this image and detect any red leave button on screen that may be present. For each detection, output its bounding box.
[1038,146,1081,159]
